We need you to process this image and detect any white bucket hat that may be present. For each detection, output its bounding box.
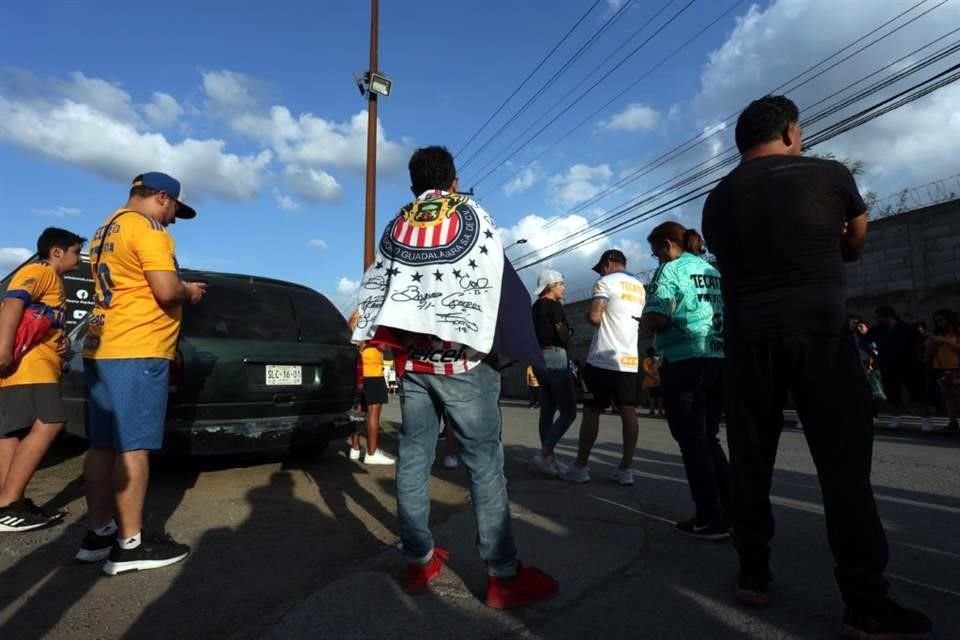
[535,269,564,296]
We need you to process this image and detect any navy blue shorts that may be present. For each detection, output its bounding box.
[83,358,170,452]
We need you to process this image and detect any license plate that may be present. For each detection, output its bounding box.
[265,365,302,386]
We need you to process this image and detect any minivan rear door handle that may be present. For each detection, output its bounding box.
[273,393,296,406]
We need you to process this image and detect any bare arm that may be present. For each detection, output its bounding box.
[841,212,868,262]
[586,298,606,327]
[144,271,206,308]
[640,312,670,333]
[0,298,25,370]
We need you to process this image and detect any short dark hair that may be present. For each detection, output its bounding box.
[130,183,161,199]
[37,227,86,259]
[875,305,899,320]
[409,146,456,195]
[734,95,800,153]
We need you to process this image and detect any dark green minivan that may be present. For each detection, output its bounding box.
[26,259,360,455]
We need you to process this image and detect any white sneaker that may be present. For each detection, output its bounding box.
[442,455,459,469]
[551,456,570,476]
[364,449,396,465]
[889,416,902,430]
[921,417,935,433]
[610,469,634,486]
[349,447,363,461]
[560,465,591,484]
[531,453,559,478]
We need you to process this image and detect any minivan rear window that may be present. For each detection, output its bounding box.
[181,279,299,342]
[289,289,351,345]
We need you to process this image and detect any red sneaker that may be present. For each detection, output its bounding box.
[402,547,449,594]
[484,563,559,609]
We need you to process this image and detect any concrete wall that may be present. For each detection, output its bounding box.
[845,198,960,323]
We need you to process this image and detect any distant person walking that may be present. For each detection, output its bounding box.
[525,365,540,409]
[78,172,206,575]
[641,348,663,418]
[562,250,645,486]
[530,269,578,477]
[641,222,730,541]
[702,96,930,638]
[0,228,85,531]
[871,306,931,431]
[350,343,394,464]
[927,309,960,433]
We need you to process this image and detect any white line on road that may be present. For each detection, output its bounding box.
[586,494,676,526]
[893,541,960,561]
[888,573,960,599]
[874,494,960,515]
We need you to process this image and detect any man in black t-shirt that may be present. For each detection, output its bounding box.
[702,96,930,639]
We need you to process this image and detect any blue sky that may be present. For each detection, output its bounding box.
[2,0,958,310]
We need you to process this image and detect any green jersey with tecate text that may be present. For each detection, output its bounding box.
[645,252,724,363]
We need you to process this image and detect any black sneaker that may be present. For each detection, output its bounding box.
[23,498,66,521]
[841,597,932,640]
[675,517,730,541]
[75,528,118,563]
[736,571,773,608]
[0,501,61,532]
[102,532,190,575]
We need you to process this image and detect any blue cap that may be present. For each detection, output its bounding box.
[132,172,197,219]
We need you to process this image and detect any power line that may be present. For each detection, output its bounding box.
[458,0,638,171]
[455,0,603,159]
[513,62,960,271]
[463,0,698,183]
[498,0,950,253]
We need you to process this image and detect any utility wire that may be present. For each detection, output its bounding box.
[513,62,960,271]
[458,0,637,171]
[455,0,603,159]
[463,0,698,182]
[499,0,950,254]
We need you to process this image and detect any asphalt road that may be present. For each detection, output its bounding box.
[0,401,957,639]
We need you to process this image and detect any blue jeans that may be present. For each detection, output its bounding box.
[536,347,578,452]
[397,361,518,576]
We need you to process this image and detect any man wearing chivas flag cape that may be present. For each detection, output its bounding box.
[352,146,557,608]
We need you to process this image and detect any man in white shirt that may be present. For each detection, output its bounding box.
[561,249,645,486]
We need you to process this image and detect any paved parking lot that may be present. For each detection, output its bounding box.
[1,401,957,639]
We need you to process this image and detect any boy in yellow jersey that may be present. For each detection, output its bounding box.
[350,343,394,464]
[75,172,205,575]
[0,228,85,531]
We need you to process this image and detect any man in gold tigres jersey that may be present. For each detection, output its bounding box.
[76,172,205,575]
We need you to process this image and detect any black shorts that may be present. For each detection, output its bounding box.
[880,367,925,405]
[361,376,389,409]
[582,364,641,410]
[0,383,66,436]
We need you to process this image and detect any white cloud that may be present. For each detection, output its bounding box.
[548,163,613,208]
[500,213,656,299]
[272,187,300,211]
[57,71,139,124]
[202,70,257,111]
[284,164,342,202]
[337,277,360,294]
[0,248,33,272]
[601,103,660,132]
[308,239,328,249]
[0,89,272,201]
[691,0,960,189]
[503,164,541,196]
[32,206,82,217]
[232,106,407,174]
[143,92,183,127]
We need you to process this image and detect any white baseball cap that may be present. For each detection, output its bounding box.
[535,269,564,295]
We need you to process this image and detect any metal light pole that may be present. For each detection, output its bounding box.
[362,0,379,270]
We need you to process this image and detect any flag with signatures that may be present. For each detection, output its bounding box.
[351,191,504,355]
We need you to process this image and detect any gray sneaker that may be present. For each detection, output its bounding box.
[560,465,591,484]
[531,453,559,478]
[609,469,634,486]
